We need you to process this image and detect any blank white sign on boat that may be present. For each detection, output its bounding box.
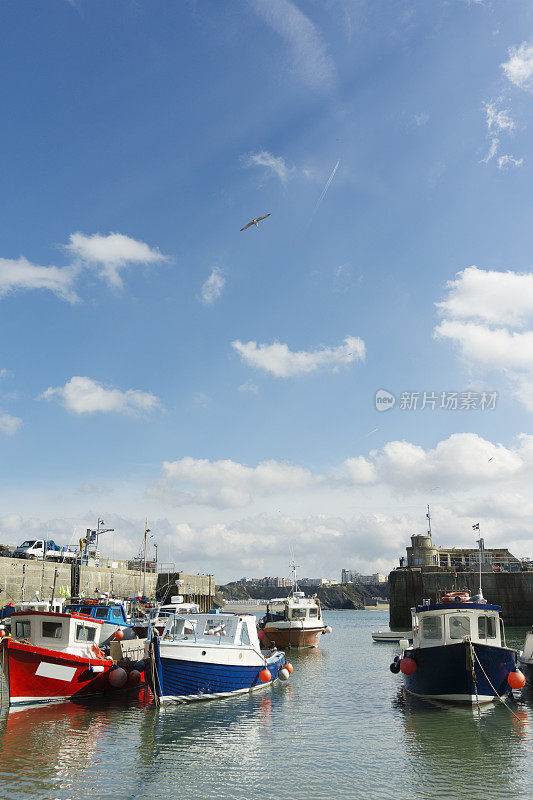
[35,662,77,682]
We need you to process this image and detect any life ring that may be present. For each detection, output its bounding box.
[442,591,470,603]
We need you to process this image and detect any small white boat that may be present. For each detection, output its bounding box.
[371,630,412,643]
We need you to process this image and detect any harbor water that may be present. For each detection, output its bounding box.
[2,610,533,800]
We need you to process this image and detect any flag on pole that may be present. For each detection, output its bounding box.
[472,523,480,530]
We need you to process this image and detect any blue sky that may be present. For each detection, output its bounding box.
[2,0,533,582]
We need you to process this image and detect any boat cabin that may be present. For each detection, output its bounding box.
[65,601,129,627]
[160,613,260,649]
[9,610,105,656]
[149,601,200,625]
[411,601,505,650]
[265,594,322,624]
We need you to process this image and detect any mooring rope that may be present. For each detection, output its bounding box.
[469,639,525,725]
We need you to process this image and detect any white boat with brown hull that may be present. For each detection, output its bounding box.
[258,590,332,650]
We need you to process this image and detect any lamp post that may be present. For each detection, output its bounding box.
[154,543,158,570]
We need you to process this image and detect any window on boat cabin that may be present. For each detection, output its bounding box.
[421,615,442,640]
[80,607,93,616]
[449,615,471,639]
[309,607,319,618]
[95,607,109,619]
[112,608,123,619]
[478,615,497,640]
[240,623,251,646]
[15,620,30,639]
[42,621,63,639]
[204,619,226,636]
[76,624,96,642]
[291,608,307,620]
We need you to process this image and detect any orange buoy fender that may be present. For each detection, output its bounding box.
[285,662,293,674]
[400,657,417,675]
[259,668,271,683]
[508,670,526,689]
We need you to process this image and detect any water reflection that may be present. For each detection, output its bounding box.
[394,687,532,800]
[0,689,152,800]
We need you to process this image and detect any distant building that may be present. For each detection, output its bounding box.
[341,569,387,585]
[299,577,336,586]
[404,533,520,571]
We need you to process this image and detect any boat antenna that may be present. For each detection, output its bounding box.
[289,555,300,593]
[473,523,484,598]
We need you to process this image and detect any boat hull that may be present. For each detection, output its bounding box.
[372,631,412,643]
[1,638,118,707]
[261,625,324,649]
[403,641,517,704]
[148,638,285,703]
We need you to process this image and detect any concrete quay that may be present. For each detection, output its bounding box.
[0,555,215,609]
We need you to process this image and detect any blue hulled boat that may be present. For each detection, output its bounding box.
[391,591,523,704]
[147,612,288,704]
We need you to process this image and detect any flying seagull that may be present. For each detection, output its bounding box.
[240,213,271,231]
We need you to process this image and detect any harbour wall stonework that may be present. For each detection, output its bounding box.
[156,572,215,611]
[0,556,158,602]
[389,567,533,628]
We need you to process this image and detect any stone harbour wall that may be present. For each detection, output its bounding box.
[389,567,533,628]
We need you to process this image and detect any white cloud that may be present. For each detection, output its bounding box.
[502,41,533,90]
[0,256,79,302]
[435,266,533,410]
[498,154,524,169]
[241,150,295,184]
[200,267,225,305]
[231,335,365,377]
[151,432,529,511]
[412,112,429,126]
[65,232,167,289]
[0,232,168,302]
[151,456,317,508]
[435,320,533,370]
[8,431,533,580]
[485,101,515,133]
[76,483,112,496]
[0,412,22,435]
[481,102,522,168]
[436,266,533,327]
[247,0,336,91]
[482,137,499,163]
[40,376,161,415]
[238,380,259,394]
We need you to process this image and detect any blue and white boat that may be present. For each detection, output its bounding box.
[391,532,525,705]
[147,612,287,704]
[391,591,523,704]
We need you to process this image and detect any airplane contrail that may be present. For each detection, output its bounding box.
[311,160,340,218]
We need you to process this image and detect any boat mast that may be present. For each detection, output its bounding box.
[289,558,299,593]
[426,504,432,537]
[473,523,483,597]
[143,519,151,598]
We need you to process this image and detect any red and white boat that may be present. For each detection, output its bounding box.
[0,609,143,708]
